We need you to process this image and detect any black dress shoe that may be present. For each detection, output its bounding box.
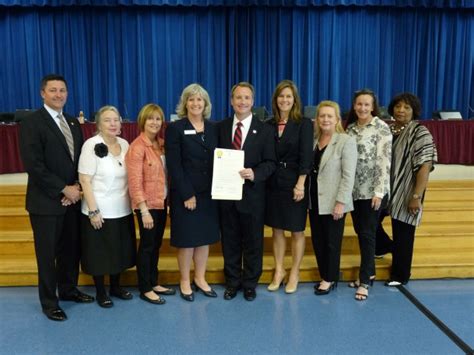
[43,308,67,321]
[314,282,337,296]
[140,293,166,305]
[60,290,94,303]
[193,283,217,298]
[243,288,256,301]
[223,287,239,300]
[153,287,176,296]
[97,294,114,308]
[109,287,133,300]
[179,287,194,302]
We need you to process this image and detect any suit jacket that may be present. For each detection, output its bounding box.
[313,132,357,214]
[19,107,83,215]
[267,117,313,190]
[165,118,217,201]
[218,116,276,214]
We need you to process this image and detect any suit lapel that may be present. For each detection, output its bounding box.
[222,118,234,149]
[318,133,338,173]
[184,118,207,149]
[41,108,73,161]
[278,119,295,145]
[242,117,259,150]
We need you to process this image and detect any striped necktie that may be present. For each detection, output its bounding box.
[58,113,74,159]
[232,122,243,150]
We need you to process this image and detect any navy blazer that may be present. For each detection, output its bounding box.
[267,117,313,190]
[165,118,218,201]
[19,107,83,215]
[218,116,276,213]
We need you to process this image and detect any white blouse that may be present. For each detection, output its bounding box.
[78,134,131,218]
[347,116,392,200]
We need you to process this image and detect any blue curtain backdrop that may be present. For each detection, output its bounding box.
[0,4,473,121]
[1,0,472,8]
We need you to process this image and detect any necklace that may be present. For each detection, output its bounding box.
[390,123,408,135]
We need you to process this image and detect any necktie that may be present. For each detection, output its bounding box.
[58,113,74,159]
[232,122,243,150]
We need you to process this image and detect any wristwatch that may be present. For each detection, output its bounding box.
[412,194,422,200]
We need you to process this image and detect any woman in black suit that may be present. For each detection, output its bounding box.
[165,83,220,302]
[265,80,313,294]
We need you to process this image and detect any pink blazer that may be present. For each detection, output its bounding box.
[126,132,166,210]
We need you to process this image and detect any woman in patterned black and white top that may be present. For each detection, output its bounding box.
[382,93,437,286]
[346,89,392,301]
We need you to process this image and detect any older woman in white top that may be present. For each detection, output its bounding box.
[79,105,136,308]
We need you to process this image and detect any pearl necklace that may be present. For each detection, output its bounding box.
[390,123,409,135]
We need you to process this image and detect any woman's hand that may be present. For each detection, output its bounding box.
[90,213,104,230]
[184,196,197,211]
[293,186,304,202]
[408,197,422,215]
[371,196,382,211]
[142,213,154,230]
[332,202,345,220]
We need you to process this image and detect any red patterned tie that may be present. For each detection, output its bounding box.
[232,122,243,150]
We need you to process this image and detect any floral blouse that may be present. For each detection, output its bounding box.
[347,116,392,200]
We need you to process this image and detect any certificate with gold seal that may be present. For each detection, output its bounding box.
[211,148,244,200]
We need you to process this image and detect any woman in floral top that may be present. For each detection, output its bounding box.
[346,89,392,301]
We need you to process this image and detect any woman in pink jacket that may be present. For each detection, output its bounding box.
[126,103,175,304]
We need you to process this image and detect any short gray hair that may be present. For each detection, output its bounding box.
[95,105,121,133]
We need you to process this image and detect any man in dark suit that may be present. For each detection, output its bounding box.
[218,82,276,301]
[19,74,94,321]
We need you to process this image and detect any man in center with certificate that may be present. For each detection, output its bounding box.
[218,82,276,301]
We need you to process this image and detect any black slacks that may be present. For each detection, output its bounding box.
[309,212,346,282]
[351,199,383,284]
[375,209,393,255]
[390,218,416,283]
[135,209,167,293]
[29,208,80,310]
[220,203,264,289]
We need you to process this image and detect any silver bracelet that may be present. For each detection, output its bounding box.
[88,209,100,218]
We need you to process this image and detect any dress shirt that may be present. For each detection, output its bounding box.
[44,104,64,131]
[232,113,252,147]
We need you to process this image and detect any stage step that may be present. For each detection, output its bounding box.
[0,180,473,286]
[2,251,473,287]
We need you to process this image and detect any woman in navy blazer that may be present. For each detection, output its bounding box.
[309,101,357,295]
[265,80,313,294]
[165,84,220,302]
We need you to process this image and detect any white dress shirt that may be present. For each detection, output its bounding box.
[232,113,253,147]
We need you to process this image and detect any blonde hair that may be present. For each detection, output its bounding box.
[176,83,212,119]
[137,104,164,132]
[314,100,345,139]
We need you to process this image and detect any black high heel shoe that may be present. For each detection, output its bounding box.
[193,283,217,298]
[348,276,375,288]
[314,281,337,296]
[179,287,194,302]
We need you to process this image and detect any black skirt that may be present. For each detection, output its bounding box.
[169,191,220,248]
[81,214,137,276]
[265,187,308,232]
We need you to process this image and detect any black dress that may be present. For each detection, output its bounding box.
[265,118,313,232]
[165,118,220,248]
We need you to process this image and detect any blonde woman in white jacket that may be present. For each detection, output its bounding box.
[309,101,357,296]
